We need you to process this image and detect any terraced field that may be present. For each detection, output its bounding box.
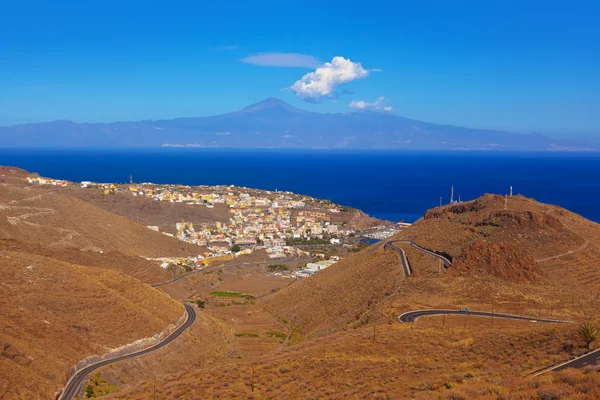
[210,304,289,359]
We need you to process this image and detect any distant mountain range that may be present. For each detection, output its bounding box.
[0,97,594,150]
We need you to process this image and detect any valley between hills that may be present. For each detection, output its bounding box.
[0,165,599,400]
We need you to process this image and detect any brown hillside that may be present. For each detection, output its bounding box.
[106,193,600,399]
[0,183,201,257]
[415,194,585,261]
[40,193,600,400]
[65,188,232,234]
[264,194,600,339]
[0,238,172,284]
[0,249,184,400]
[0,174,231,399]
[264,250,404,337]
[0,166,34,180]
[103,317,597,400]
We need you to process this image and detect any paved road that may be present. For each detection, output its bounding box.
[535,349,600,375]
[58,304,196,400]
[398,309,567,324]
[383,241,412,277]
[151,269,203,287]
[387,240,452,268]
[151,257,299,288]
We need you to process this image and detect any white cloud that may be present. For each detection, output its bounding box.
[290,56,369,101]
[349,96,384,110]
[349,96,392,111]
[241,52,321,68]
[215,132,231,135]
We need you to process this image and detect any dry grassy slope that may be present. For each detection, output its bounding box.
[76,194,600,400]
[0,182,201,257]
[0,249,184,400]
[384,194,600,322]
[65,188,232,235]
[264,250,404,337]
[394,194,591,280]
[263,194,600,340]
[90,309,232,395]
[103,316,598,400]
[0,166,34,181]
[0,238,172,284]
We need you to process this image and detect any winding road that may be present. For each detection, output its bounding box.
[151,257,299,288]
[383,241,412,277]
[58,304,196,400]
[399,309,600,374]
[384,239,452,277]
[534,349,600,375]
[393,240,452,267]
[151,269,203,287]
[398,309,567,324]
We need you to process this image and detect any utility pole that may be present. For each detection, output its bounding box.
[510,186,513,196]
[450,185,454,204]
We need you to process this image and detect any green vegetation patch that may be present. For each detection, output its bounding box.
[84,374,119,398]
[209,291,255,299]
[288,324,304,346]
[266,331,287,339]
[235,333,259,338]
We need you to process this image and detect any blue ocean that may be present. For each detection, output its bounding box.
[2,148,600,223]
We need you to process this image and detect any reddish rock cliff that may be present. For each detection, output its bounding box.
[451,240,538,282]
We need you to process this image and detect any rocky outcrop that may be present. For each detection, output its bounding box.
[451,240,538,282]
[424,194,501,219]
[477,210,563,230]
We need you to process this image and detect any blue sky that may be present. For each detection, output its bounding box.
[1,0,599,138]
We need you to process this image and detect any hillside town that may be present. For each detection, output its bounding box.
[25,176,405,276]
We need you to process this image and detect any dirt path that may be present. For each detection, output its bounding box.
[535,238,590,263]
[534,208,590,263]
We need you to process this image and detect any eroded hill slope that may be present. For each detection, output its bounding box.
[0,250,183,399]
[0,183,200,257]
[0,172,227,399]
